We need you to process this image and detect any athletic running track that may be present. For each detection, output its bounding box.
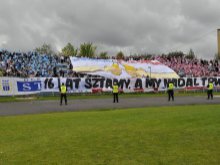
[0,96,219,116]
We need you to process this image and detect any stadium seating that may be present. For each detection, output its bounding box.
[0,50,70,77]
[0,49,219,78]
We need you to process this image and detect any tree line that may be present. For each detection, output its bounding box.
[35,42,217,60]
[35,42,124,59]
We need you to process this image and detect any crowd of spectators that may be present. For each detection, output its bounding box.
[154,55,219,77]
[0,49,219,78]
[0,50,72,78]
[121,54,220,77]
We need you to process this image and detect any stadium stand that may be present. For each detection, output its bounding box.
[124,55,219,77]
[155,55,219,77]
[0,49,219,78]
[0,50,72,77]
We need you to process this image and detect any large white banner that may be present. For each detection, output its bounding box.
[0,77,220,96]
[0,77,41,96]
[70,57,179,79]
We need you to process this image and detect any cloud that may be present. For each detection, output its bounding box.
[0,0,220,59]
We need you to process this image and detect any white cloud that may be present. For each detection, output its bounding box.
[0,0,220,59]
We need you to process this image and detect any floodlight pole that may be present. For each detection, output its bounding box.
[148,66,151,79]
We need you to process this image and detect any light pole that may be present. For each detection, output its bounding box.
[148,66,151,79]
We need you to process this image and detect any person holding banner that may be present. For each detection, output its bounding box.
[207,82,214,100]
[167,82,174,101]
[113,82,119,103]
[60,83,67,105]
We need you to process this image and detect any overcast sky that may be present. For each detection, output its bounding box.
[0,0,220,59]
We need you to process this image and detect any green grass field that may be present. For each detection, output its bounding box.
[0,105,220,165]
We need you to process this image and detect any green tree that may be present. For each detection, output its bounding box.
[79,42,96,58]
[214,53,220,60]
[0,69,3,77]
[99,52,108,59]
[185,48,196,59]
[62,43,78,57]
[116,51,125,60]
[168,51,184,58]
[35,43,54,55]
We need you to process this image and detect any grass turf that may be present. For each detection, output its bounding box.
[0,105,220,164]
